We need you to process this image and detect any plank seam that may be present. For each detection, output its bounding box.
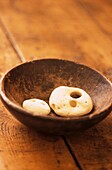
[62,136,83,170]
[0,16,26,63]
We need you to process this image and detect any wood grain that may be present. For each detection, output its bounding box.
[0,19,77,170]
[0,0,112,74]
[66,1,112,169]
[0,0,112,169]
[0,25,19,170]
[79,0,112,38]
[0,23,20,76]
[66,114,112,170]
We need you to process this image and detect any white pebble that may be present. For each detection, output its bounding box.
[49,86,93,117]
[23,98,51,116]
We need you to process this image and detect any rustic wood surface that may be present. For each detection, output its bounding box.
[0,0,112,170]
[0,12,77,170]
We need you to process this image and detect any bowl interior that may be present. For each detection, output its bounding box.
[2,59,112,118]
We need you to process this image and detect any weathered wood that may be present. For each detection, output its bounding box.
[0,0,112,169]
[66,0,112,169]
[0,0,112,74]
[0,25,20,170]
[79,0,112,38]
[66,113,112,170]
[78,0,112,81]
[0,24,20,76]
[0,23,77,170]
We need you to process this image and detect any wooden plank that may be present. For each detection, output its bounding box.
[63,1,112,170]
[0,23,20,76]
[79,0,112,37]
[77,0,112,81]
[0,0,112,75]
[0,155,6,170]
[0,24,20,170]
[0,0,112,169]
[0,25,77,170]
[66,115,112,170]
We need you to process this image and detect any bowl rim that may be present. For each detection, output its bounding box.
[0,58,112,121]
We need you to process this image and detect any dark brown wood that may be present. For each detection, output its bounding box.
[0,59,112,135]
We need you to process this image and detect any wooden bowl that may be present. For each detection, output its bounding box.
[0,59,112,135]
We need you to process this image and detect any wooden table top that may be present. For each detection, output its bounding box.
[0,0,112,170]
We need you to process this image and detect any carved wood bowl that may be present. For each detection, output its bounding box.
[0,59,112,135]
